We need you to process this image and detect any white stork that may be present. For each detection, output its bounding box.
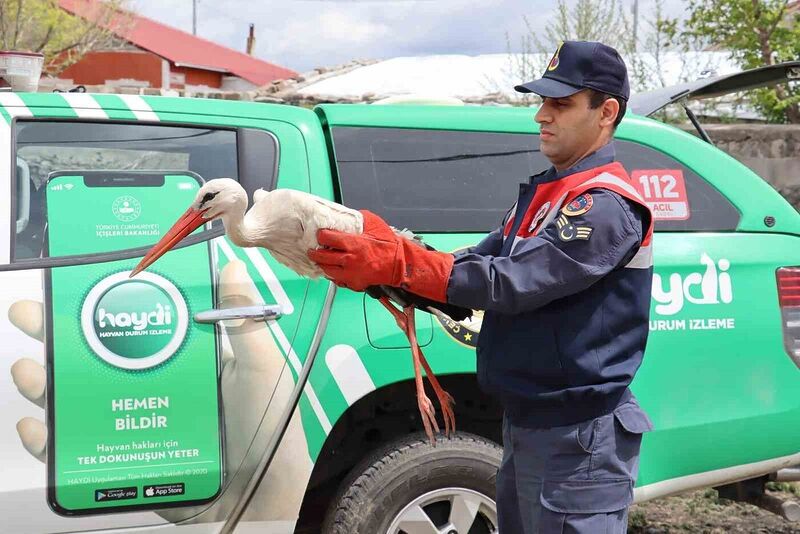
[131,178,470,444]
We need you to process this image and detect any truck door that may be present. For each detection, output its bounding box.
[0,94,326,533]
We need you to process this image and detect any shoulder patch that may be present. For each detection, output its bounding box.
[561,193,593,217]
[555,214,593,242]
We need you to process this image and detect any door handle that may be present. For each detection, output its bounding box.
[193,304,283,324]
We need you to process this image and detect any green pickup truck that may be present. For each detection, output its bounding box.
[1,62,799,534]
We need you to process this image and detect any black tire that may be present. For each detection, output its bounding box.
[322,432,502,534]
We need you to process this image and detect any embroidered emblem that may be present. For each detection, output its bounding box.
[561,193,593,217]
[556,215,593,242]
[547,42,563,71]
[528,202,551,233]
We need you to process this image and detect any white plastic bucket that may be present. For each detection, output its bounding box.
[0,51,44,92]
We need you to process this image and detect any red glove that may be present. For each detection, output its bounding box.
[307,210,454,303]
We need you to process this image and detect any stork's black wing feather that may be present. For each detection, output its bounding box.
[365,285,472,322]
[405,290,473,322]
[365,285,387,302]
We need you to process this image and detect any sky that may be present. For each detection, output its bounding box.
[132,0,686,73]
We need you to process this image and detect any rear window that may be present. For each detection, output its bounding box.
[332,126,740,233]
[331,127,548,232]
[616,140,740,231]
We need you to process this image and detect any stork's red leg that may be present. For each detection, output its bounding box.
[402,306,439,444]
[378,296,408,331]
[403,306,456,438]
[377,297,439,445]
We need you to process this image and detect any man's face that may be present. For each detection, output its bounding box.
[534,90,608,169]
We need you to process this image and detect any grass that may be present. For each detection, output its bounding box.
[766,481,800,496]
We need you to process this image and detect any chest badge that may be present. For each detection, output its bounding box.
[528,201,550,233]
[561,193,593,217]
[556,214,593,242]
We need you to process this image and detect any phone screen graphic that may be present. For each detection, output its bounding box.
[44,172,223,515]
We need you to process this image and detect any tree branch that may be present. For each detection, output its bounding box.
[35,25,54,53]
[12,0,23,48]
[0,3,7,47]
[765,0,789,41]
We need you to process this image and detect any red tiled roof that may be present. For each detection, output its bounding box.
[59,0,297,86]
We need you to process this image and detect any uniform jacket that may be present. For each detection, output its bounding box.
[446,143,654,428]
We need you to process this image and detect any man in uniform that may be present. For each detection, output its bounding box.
[308,40,655,533]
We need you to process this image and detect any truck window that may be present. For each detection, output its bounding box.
[615,140,741,231]
[331,127,549,232]
[14,121,240,260]
[331,127,740,233]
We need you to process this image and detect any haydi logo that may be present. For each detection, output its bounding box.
[97,303,173,332]
[652,253,733,316]
[81,271,188,370]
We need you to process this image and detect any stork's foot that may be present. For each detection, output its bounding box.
[417,392,439,446]
[416,349,456,438]
[434,387,456,438]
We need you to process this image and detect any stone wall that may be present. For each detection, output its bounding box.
[40,59,385,103]
[680,124,800,209]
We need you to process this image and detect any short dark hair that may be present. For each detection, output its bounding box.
[588,90,627,129]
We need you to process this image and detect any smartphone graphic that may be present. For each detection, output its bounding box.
[44,171,223,515]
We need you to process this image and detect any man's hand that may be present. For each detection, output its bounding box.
[9,260,312,522]
[308,210,455,302]
[308,210,402,291]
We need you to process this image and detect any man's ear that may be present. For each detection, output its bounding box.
[599,98,620,128]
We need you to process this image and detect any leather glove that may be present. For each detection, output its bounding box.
[307,210,454,303]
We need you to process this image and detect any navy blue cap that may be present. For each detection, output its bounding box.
[515,40,630,101]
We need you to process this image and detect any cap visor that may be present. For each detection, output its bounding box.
[514,77,582,98]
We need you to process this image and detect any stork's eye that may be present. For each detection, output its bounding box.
[201,191,218,205]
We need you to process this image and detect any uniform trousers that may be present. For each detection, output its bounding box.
[496,395,653,533]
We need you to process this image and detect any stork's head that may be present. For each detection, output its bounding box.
[129,178,246,277]
[191,178,247,219]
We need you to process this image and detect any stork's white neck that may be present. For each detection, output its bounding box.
[220,202,259,248]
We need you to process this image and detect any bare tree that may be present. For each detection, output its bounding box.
[491,0,641,104]
[494,0,725,113]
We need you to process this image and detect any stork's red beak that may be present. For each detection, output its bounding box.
[129,206,208,277]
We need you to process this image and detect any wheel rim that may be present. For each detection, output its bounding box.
[386,486,498,534]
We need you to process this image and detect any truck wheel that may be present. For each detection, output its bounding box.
[322,432,502,534]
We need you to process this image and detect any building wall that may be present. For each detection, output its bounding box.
[170,66,222,89]
[59,50,163,87]
[59,50,228,90]
[221,76,257,92]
